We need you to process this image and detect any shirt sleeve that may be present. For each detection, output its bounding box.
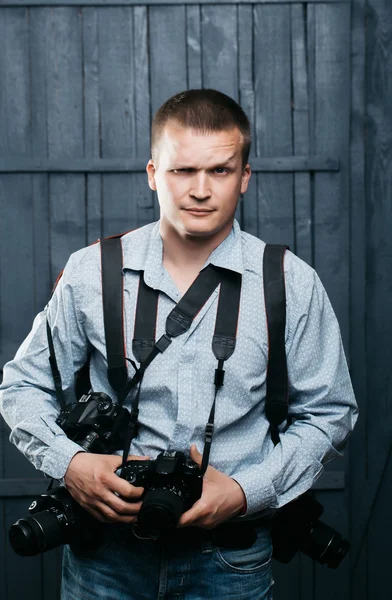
[232,266,359,516]
[0,251,91,480]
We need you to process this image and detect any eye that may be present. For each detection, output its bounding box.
[215,167,229,174]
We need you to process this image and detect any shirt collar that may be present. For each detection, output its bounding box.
[202,219,244,275]
[121,219,244,287]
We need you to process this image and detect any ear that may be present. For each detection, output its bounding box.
[146,159,157,191]
[240,164,251,195]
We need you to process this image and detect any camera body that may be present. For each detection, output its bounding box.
[9,391,129,557]
[56,391,130,453]
[117,450,203,537]
[9,485,102,557]
[9,393,349,568]
[271,492,350,568]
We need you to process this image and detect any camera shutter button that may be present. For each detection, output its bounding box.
[97,399,112,413]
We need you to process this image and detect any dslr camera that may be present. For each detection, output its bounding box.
[9,393,203,556]
[271,492,350,568]
[117,450,203,538]
[9,391,130,557]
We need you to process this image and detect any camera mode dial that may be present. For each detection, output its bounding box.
[97,395,112,414]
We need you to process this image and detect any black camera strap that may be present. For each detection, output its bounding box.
[46,320,66,412]
[121,263,224,397]
[118,265,242,467]
[201,269,242,473]
[101,236,129,394]
[263,244,290,446]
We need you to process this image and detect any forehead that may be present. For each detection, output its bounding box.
[157,121,243,166]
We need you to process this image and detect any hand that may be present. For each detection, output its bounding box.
[64,452,149,524]
[177,445,246,529]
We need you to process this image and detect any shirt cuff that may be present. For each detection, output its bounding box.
[40,435,86,480]
[232,467,278,516]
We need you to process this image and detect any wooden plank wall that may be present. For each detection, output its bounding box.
[1,1,389,599]
[350,1,392,599]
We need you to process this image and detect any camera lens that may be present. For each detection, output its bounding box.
[319,532,350,569]
[300,519,350,568]
[138,488,185,534]
[9,510,66,557]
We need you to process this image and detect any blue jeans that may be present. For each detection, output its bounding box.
[61,523,274,599]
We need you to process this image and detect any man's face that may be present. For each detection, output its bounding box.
[146,121,251,241]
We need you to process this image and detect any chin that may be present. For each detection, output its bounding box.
[180,220,217,236]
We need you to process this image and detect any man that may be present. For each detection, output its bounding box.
[0,89,358,599]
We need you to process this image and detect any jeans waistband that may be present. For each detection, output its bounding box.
[126,513,273,549]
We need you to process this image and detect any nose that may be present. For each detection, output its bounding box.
[190,172,211,201]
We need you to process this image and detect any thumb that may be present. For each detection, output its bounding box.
[189,444,203,466]
[105,454,124,470]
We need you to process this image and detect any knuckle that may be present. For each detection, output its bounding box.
[100,473,110,486]
[198,500,209,513]
[116,502,129,515]
[103,509,117,521]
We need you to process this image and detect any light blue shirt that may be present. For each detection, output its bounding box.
[0,220,358,516]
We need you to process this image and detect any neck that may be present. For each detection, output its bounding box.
[160,221,233,271]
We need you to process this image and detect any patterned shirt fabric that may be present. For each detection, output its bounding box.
[0,220,358,516]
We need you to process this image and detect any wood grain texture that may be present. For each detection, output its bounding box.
[238,5,257,235]
[30,8,51,311]
[0,0,352,5]
[186,5,202,89]
[312,3,351,352]
[133,6,155,227]
[201,5,238,99]
[291,4,312,266]
[98,7,137,236]
[0,12,44,597]
[348,2,368,596]
[42,8,86,278]
[254,4,295,247]
[149,5,187,116]
[99,7,135,159]
[83,7,102,243]
[350,0,392,586]
[0,9,35,366]
[149,4,187,221]
[310,8,351,600]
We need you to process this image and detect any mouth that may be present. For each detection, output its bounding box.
[183,208,214,215]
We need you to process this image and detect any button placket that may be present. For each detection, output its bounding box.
[169,288,219,450]
[170,332,196,449]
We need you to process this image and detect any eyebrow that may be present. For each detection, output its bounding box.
[172,155,237,169]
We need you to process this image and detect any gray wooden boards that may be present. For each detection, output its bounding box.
[0,2,369,600]
[0,156,339,172]
[349,3,392,600]
[0,0,352,5]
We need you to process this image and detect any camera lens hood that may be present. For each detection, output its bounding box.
[9,511,63,557]
[138,487,185,534]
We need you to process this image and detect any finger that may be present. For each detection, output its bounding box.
[102,494,144,516]
[94,501,139,524]
[177,500,205,527]
[105,472,145,499]
[126,455,150,461]
[189,444,203,467]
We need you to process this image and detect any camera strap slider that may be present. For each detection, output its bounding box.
[214,359,225,388]
[201,421,215,475]
[204,422,214,444]
[155,333,172,353]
